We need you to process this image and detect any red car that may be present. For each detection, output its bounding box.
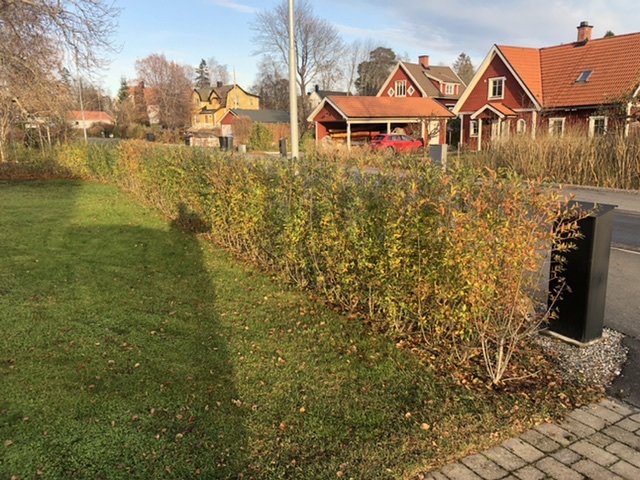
[370,134,423,153]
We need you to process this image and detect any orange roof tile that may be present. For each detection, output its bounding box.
[540,32,640,108]
[497,46,543,103]
[496,32,640,109]
[327,96,454,119]
[67,111,114,123]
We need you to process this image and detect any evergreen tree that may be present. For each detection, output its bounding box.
[355,47,398,96]
[117,77,129,103]
[194,59,211,89]
[452,52,475,85]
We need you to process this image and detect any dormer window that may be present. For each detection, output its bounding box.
[488,77,505,100]
[395,80,406,97]
[576,70,592,83]
[445,83,456,95]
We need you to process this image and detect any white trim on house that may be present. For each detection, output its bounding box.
[452,45,542,115]
[470,103,513,120]
[548,117,566,136]
[588,115,608,137]
[516,118,527,134]
[376,62,428,97]
[488,76,506,100]
[469,119,479,137]
[395,79,407,97]
[306,97,347,122]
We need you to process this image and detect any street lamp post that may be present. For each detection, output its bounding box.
[288,0,299,159]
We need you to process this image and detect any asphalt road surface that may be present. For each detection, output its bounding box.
[604,213,639,406]
[612,212,640,251]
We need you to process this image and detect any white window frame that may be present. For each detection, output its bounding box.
[395,80,406,97]
[516,119,527,134]
[548,117,565,136]
[488,77,505,100]
[470,120,479,137]
[445,83,456,95]
[589,116,608,137]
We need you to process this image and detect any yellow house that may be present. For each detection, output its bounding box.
[191,83,260,131]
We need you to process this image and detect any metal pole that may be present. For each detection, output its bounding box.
[288,0,299,159]
[75,50,88,144]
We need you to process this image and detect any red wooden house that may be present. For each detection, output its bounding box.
[377,55,466,109]
[308,96,454,149]
[454,22,640,150]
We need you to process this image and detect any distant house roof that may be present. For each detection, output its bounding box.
[309,88,349,99]
[458,30,640,112]
[195,88,214,102]
[228,109,289,123]
[382,62,466,99]
[310,96,454,121]
[195,85,260,107]
[67,111,114,123]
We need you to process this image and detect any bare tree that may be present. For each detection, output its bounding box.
[0,0,118,160]
[135,54,192,130]
[252,0,344,129]
[342,39,375,94]
[252,57,289,111]
[207,57,230,86]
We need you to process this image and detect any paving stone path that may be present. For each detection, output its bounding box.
[425,397,640,480]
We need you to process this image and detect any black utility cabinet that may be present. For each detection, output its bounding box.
[548,201,616,343]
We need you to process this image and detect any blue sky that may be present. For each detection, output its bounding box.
[103,0,639,95]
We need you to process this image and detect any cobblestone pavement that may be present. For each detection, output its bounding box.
[424,397,640,480]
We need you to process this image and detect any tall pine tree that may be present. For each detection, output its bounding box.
[117,77,129,103]
[453,53,475,85]
[194,59,211,89]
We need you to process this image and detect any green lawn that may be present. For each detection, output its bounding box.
[0,180,571,479]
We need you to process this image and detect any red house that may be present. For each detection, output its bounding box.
[377,55,467,109]
[454,22,640,150]
[308,96,454,149]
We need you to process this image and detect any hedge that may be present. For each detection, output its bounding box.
[4,142,579,384]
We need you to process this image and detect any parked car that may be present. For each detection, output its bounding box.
[370,134,423,153]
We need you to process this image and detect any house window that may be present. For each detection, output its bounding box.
[549,118,565,136]
[589,116,607,136]
[445,83,456,95]
[470,120,479,137]
[488,77,505,100]
[395,80,406,97]
[576,70,593,83]
[516,119,527,134]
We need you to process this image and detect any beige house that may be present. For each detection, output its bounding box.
[191,83,259,132]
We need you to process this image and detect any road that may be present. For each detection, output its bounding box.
[613,212,640,251]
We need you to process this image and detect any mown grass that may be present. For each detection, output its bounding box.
[0,180,587,479]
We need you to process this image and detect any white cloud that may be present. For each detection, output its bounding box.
[326,0,640,66]
[209,0,257,14]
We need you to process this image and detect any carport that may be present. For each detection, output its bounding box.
[308,96,454,150]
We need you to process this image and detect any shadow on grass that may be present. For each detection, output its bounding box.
[0,182,246,479]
